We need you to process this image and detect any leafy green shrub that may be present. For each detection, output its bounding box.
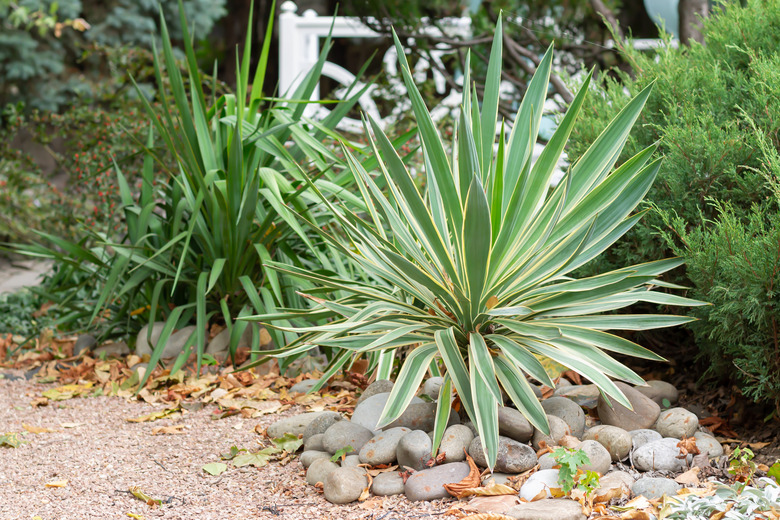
[566,0,780,406]
[13,1,377,384]
[567,0,780,274]
[246,20,701,469]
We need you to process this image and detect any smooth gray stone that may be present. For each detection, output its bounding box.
[73,334,96,356]
[355,380,395,406]
[554,384,600,408]
[597,382,660,431]
[498,406,534,443]
[654,407,699,439]
[632,438,690,472]
[304,433,325,452]
[306,458,339,485]
[386,402,459,431]
[469,435,537,473]
[532,415,572,449]
[631,476,682,500]
[538,452,556,470]
[397,430,432,471]
[506,498,587,520]
[359,427,410,465]
[529,383,543,399]
[322,420,374,455]
[300,450,331,468]
[93,341,129,358]
[404,462,470,501]
[267,411,328,439]
[290,379,320,394]
[323,466,367,504]
[635,380,679,406]
[583,425,632,461]
[578,439,612,474]
[350,392,424,431]
[136,323,196,359]
[630,429,662,451]
[542,396,586,438]
[342,455,361,468]
[371,471,405,496]
[134,322,166,356]
[439,424,474,463]
[519,469,560,501]
[694,432,724,458]
[422,376,444,399]
[205,327,229,357]
[594,471,633,501]
[303,411,343,442]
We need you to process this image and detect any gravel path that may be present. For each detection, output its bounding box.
[0,379,450,520]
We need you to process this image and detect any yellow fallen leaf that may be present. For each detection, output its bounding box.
[45,479,68,487]
[127,514,144,520]
[460,514,516,520]
[23,423,55,434]
[455,483,518,497]
[126,407,180,423]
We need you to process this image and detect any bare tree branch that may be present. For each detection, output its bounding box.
[591,0,623,41]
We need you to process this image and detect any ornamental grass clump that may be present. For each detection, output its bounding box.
[245,18,703,469]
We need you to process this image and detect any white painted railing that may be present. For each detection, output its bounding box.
[278,1,472,133]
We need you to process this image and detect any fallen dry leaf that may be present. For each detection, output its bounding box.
[126,407,180,423]
[463,495,522,514]
[444,452,481,497]
[748,442,771,450]
[675,467,701,485]
[358,497,384,510]
[151,424,186,435]
[60,422,84,428]
[677,437,700,459]
[459,513,515,520]
[455,483,518,497]
[22,424,55,434]
[45,480,68,488]
[129,486,160,507]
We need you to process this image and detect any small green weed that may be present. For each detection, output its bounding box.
[552,446,600,495]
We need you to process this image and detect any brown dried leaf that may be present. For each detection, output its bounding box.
[463,495,521,514]
[22,423,55,434]
[444,451,482,498]
[456,483,518,497]
[677,436,700,458]
[674,467,701,485]
[45,479,68,488]
[531,488,548,501]
[358,497,384,510]
[460,514,516,520]
[151,424,186,435]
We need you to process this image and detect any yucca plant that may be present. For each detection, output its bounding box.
[10,0,388,382]
[243,18,705,469]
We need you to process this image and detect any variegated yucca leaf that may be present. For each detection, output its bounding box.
[245,17,705,469]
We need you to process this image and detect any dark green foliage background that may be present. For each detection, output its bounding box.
[567,0,780,407]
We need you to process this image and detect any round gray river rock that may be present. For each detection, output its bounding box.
[350,392,424,431]
[631,476,682,500]
[597,381,660,431]
[469,435,537,473]
[538,453,556,470]
[635,380,679,406]
[304,433,325,452]
[355,380,395,406]
[632,438,690,472]
[594,471,633,501]
[694,431,724,458]
[290,379,320,394]
[306,458,339,485]
[532,415,572,449]
[342,455,361,468]
[372,471,405,496]
[506,498,587,520]
[397,430,432,471]
[323,466,367,504]
[73,334,97,356]
[422,377,444,399]
[553,384,600,408]
[519,469,560,501]
[404,462,470,501]
[439,424,474,463]
[300,450,331,468]
[583,425,632,461]
[359,427,410,465]
[387,402,459,431]
[303,411,344,442]
[578,439,612,474]
[630,429,662,451]
[498,406,534,443]
[542,397,586,438]
[322,420,374,455]
[267,411,329,439]
[654,407,699,439]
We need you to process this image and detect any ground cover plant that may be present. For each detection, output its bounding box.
[246,18,703,469]
[8,0,385,385]
[567,0,780,409]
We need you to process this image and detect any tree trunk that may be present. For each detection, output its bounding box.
[678,0,708,45]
